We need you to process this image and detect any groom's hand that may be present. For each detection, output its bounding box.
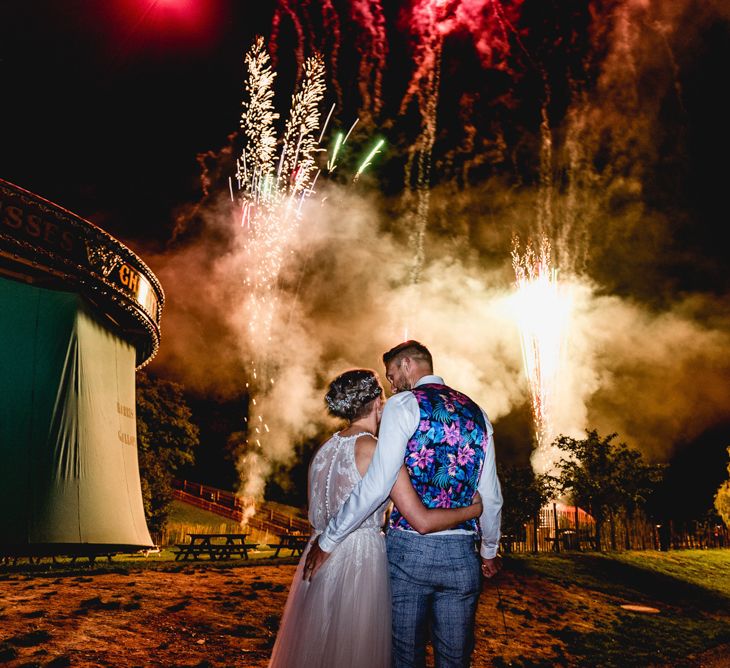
[481,555,502,579]
[303,537,331,581]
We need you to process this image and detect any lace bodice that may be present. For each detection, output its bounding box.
[308,432,388,533]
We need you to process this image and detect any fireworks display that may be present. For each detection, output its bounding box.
[1,0,729,599]
[233,35,392,494]
[511,237,574,474]
[39,0,720,495]
[400,0,526,279]
[234,37,326,462]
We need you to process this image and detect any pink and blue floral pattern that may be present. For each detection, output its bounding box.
[390,383,488,532]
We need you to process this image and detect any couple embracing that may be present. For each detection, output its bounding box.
[269,341,503,668]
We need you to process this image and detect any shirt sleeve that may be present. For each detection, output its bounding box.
[477,409,502,559]
[318,392,419,552]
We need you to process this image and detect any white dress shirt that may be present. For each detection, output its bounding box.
[319,375,503,559]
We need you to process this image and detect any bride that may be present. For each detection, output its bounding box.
[268,369,483,668]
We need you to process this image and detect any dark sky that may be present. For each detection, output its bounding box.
[2,1,728,289]
[1,1,277,244]
[2,1,729,509]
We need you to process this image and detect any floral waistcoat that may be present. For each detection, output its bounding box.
[389,383,488,533]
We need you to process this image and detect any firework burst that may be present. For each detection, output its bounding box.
[234,38,384,482]
[511,236,573,474]
[235,38,326,461]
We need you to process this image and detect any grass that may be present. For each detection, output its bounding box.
[609,549,730,599]
[161,499,278,546]
[160,500,243,546]
[0,547,302,578]
[508,549,730,610]
[167,499,243,527]
[506,549,730,667]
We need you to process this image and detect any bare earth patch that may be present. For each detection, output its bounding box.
[0,559,727,667]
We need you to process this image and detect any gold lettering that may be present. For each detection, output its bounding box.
[43,221,59,244]
[3,205,23,229]
[116,401,135,418]
[118,265,141,293]
[60,230,74,252]
[117,430,136,446]
[26,214,42,237]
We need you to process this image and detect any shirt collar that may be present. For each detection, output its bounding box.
[414,374,445,387]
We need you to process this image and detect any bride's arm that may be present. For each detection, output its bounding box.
[390,466,482,534]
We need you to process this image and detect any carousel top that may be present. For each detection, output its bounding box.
[0,178,164,367]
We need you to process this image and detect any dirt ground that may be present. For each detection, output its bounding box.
[0,560,727,668]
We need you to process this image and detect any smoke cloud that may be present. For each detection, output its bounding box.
[141,0,729,495]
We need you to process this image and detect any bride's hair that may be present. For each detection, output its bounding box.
[325,369,383,421]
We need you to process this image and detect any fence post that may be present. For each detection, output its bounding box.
[553,503,560,553]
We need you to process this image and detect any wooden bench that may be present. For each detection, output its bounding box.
[273,533,310,558]
[174,533,255,561]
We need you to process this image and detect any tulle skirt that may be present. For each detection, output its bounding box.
[268,528,392,668]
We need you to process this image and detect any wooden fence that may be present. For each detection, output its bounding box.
[173,482,729,553]
[172,479,310,536]
[502,503,730,553]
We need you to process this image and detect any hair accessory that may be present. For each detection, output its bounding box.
[325,369,383,421]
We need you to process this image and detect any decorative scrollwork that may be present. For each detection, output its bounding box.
[85,239,121,278]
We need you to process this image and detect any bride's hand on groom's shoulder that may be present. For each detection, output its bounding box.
[303,537,331,582]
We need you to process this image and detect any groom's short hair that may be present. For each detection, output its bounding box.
[382,340,433,371]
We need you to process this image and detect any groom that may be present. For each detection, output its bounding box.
[305,340,502,667]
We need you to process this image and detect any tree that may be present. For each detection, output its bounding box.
[555,430,663,550]
[714,446,730,527]
[136,372,200,536]
[499,465,554,552]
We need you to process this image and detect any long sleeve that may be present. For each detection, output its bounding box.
[477,409,502,559]
[318,392,419,552]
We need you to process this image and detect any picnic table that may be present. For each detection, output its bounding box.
[273,532,310,558]
[545,528,595,552]
[174,533,256,561]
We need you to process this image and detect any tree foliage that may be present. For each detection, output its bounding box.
[136,372,200,536]
[499,464,555,539]
[714,446,730,527]
[555,430,664,549]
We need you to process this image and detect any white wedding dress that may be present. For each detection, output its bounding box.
[268,432,392,668]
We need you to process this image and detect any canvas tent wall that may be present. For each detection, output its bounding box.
[0,277,153,554]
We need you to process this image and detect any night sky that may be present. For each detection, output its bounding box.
[2,1,729,513]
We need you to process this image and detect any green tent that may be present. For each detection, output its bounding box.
[0,277,153,554]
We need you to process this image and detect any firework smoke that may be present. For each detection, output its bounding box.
[398,0,526,344]
[146,0,730,498]
[150,185,730,503]
[231,37,326,497]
